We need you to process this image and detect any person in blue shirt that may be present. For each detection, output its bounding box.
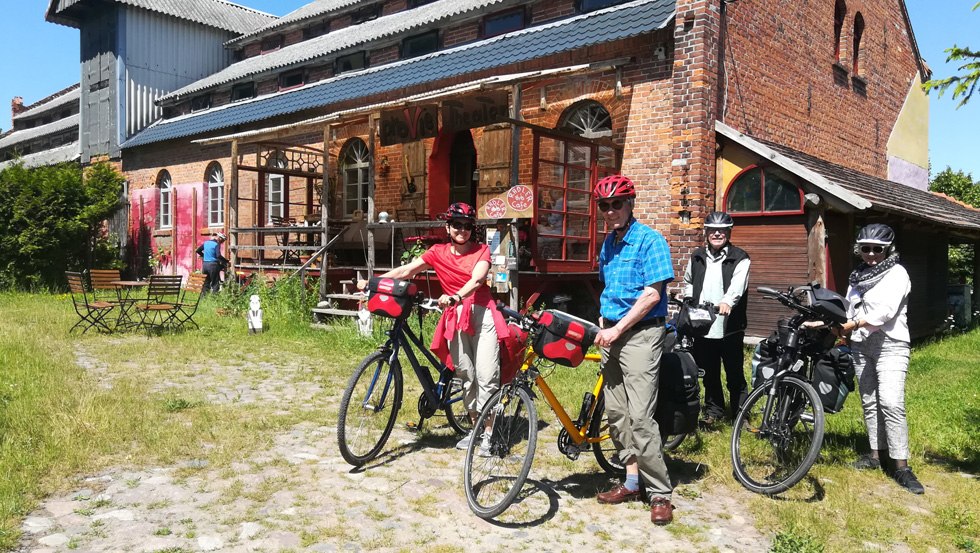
[591,174,675,526]
[196,231,228,294]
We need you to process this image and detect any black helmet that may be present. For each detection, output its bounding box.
[445,202,476,221]
[856,223,894,245]
[704,211,734,228]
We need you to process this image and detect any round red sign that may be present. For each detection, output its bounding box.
[507,185,533,211]
[484,198,507,218]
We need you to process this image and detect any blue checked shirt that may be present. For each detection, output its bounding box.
[598,219,674,322]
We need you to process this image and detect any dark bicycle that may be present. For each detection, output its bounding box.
[730,284,848,495]
[337,289,471,467]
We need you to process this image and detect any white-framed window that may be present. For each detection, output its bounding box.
[267,174,284,222]
[340,138,370,217]
[157,170,172,229]
[205,162,224,226]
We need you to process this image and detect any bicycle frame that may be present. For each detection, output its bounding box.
[380,315,458,410]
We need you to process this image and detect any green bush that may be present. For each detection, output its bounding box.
[0,161,124,290]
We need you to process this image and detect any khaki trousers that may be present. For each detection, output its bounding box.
[601,324,672,499]
[450,304,500,414]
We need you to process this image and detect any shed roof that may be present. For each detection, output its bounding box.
[0,114,80,150]
[13,87,81,121]
[0,143,81,171]
[124,0,675,148]
[45,0,276,34]
[161,0,526,102]
[226,0,361,46]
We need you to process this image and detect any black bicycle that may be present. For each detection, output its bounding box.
[730,284,847,495]
[337,294,471,467]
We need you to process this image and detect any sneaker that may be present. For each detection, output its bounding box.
[852,455,881,470]
[894,467,925,494]
[477,435,492,457]
[455,432,474,450]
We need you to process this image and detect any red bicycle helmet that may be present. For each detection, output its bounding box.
[445,202,476,221]
[592,174,636,200]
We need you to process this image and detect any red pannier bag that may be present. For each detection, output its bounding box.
[366,276,418,319]
[499,323,530,384]
[532,310,599,367]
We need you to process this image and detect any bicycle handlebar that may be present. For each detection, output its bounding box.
[496,301,525,323]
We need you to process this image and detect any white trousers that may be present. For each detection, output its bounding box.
[450,304,500,414]
[852,333,911,460]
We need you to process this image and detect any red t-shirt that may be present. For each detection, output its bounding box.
[421,242,493,306]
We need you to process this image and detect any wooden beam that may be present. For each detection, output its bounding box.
[229,139,239,270]
[367,115,377,275]
[320,124,331,302]
[807,208,827,286]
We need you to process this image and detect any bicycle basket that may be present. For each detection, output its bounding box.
[366,276,417,319]
[532,309,599,367]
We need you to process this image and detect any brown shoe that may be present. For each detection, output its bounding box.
[597,484,641,504]
[650,497,674,525]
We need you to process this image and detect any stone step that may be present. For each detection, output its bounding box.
[311,307,360,317]
[323,293,365,301]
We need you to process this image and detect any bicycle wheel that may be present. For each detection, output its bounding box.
[662,432,687,452]
[445,377,473,436]
[589,394,626,476]
[337,351,403,467]
[731,374,825,495]
[463,384,538,519]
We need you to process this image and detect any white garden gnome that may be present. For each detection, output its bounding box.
[247,294,263,333]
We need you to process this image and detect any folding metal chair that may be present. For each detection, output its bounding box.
[66,271,115,334]
[135,275,184,332]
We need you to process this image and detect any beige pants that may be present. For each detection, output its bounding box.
[450,304,500,414]
[601,324,672,499]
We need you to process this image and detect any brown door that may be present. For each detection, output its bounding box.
[731,215,810,339]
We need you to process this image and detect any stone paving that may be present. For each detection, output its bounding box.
[16,346,772,553]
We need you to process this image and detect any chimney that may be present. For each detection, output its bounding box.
[11,97,26,122]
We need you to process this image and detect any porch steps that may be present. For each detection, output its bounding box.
[311,291,365,321]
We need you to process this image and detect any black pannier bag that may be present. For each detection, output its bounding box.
[750,333,780,388]
[366,276,418,319]
[676,300,716,337]
[807,284,848,325]
[656,349,701,435]
[812,345,855,413]
[532,310,599,367]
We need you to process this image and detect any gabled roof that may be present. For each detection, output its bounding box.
[160,0,524,103]
[0,143,81,171]
[14,87,80,121]
[716,121,980,235]
[0,114,80,150]
[45,0,276,35]
[226,0,361,47]
[124,0,676,148]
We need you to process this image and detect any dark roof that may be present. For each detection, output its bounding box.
[0,114,80,150]
[123,0,675,148]
[46,0,276,34]
[764,141,980,234]
[225,0,361,46]
[14,87,80,121]
[0,143,80,171]
[161,0,523,101]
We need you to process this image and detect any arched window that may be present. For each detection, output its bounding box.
[852,13,865,76]
[558,100,612,139]
[340,138,370,217]
[157,170,172,229]
[205,162,224,227]
[725,165,803,215]
[834,0,847,64]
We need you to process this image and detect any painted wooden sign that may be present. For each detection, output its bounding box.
[479,184,534,219]
[441,90,510,132]
[379,104,439,146]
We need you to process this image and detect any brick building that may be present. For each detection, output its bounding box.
[45,0,980,338]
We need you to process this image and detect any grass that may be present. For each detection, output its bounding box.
[0,289,978,552]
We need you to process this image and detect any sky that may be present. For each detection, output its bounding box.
[1,0,977,179]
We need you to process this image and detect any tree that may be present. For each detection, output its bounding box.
[929,167,979,285]
[922,2,980,108]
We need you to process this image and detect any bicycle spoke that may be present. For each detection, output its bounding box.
[337,352,402,466]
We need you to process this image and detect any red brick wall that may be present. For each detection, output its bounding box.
[720,0,921,178]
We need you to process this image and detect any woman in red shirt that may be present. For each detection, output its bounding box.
[364,202,506,451]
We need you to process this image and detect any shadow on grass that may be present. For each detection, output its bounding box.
[923,407,980,475]
[347,431,459,473]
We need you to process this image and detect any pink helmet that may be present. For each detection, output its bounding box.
[592,174,636,200]
[445,202,476,221]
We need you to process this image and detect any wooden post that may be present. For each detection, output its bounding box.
[367,115,377,275]
[229,139,239,270]
[320,124,331,301]
[509,84,523,309]
[171,187,178,275]
[191,188,198,272]
[807,208,827,286]
[973,241,980,316]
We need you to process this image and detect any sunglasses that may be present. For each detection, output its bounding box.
[597,199,626,212]
[450,221,475,231]
[860,245,885,254]
[707,228,730,236]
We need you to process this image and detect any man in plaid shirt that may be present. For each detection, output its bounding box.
[591,174,675,526]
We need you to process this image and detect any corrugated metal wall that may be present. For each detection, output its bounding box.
[119,7,234,140]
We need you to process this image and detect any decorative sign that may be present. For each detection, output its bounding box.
[379,104,439,146]
[441,90,510,132]
[480,185,534,219]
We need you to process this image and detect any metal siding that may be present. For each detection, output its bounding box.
[120,7,233,139]
[79,9,118,161]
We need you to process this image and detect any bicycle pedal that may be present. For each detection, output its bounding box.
[405,421,422,433]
